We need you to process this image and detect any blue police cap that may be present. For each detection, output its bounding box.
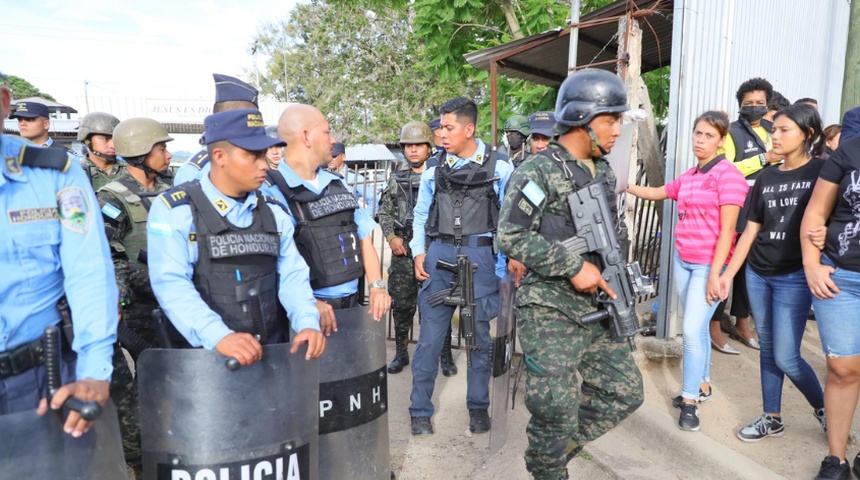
[332,142,345,157]
[428,118,441,130]
[201,109,285,151]
[10,101,50,119]
[529,111,556,137]
[213,74,259,106]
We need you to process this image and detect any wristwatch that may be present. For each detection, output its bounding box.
[370,280,386,290]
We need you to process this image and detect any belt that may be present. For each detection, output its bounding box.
[318,293,359,310]
[0,337,45,380]
[434,235,494,247]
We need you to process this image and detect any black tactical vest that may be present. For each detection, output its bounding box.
[267,170,364,290]
[427,151,499,239]
[184,182,285,342]
[392,169,421,239]
[729,119,768,179]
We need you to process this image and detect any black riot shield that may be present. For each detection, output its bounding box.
[0,400,126,479]
[138,343,319,480]
[490,272,517,452]
[318,306,390,480]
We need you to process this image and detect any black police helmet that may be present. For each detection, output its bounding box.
[554,69,630,128]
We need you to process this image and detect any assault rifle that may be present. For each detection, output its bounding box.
[428,254,479,366]
[564,182,654,350]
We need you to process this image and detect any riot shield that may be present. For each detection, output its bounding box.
[138,343,319,480]
[0,400,127,479]
[318,306,390,480]
[489,272,517,452]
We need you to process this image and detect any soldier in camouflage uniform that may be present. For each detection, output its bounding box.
[497,69,643,480]
[77,112,125,190]
[379,121,457,376]
[503,115,530,168]
[97,117,174,474]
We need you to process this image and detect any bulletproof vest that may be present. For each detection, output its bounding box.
[267,170,364,290]
[427,151,499,239]
[184,182,284,341]
[729,119,768,178]
[535,148,614,265]
[85,162,125,191]
[392,169,421,236]
[99,177,152,265]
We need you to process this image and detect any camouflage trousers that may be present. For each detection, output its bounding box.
[110,344,141,470]
[389,252,419,333]
[518,304,643,480]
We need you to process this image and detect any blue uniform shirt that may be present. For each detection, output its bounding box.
[261,162,377,299]
[173,151,210,185]
[147,175,320,350]
[0,135,118,381]
[409,139,512,277]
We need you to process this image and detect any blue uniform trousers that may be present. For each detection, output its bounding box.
[409,240,500,417]
[0,346,75,415]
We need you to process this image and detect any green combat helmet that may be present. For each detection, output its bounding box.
[77,112,121,162]
[399,121,433,146]
[503,115,530,136]
[113,118,174,159]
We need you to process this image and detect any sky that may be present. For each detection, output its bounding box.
[1,0,298,107]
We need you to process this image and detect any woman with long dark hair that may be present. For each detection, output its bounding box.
[628,111,748,431]
[718,104,826,443]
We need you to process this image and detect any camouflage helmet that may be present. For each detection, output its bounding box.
[554,69,629,128]
[503,115,530,136]
[113,118,174,158]
[76,112,120,142]
[399,121,433,146]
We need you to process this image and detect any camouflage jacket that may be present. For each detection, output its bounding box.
[497,141,625,322]
[81,156,126,191]
[97,169,170,306]
[377,167,423,242]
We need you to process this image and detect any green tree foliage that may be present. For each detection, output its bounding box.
[6,75,56,101]
[252,1,470,144]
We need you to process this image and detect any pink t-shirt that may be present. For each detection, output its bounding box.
[664,156,749,265]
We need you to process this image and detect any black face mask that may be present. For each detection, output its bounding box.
[506,131,525,152]
[739,105,767,124]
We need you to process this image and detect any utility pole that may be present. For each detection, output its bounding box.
[83,80,90,114]
[841,0,860,117]
[568,0,582,75]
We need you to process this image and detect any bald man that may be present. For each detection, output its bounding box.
[261,104,391,334]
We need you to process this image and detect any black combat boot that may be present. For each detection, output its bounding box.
[440,323,458,377]
[388,331,410,374]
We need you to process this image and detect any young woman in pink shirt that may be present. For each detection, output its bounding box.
[627,111,748,431]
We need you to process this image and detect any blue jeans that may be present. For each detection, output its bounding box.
[814,254,860,357]
[745,267,824,414]
[673,252,720,400]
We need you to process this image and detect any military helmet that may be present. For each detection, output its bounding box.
[399,121,433,146]
[113,118,174,158]
[503,115,530,136]
[554,69,630,128]
[76,112,120,141]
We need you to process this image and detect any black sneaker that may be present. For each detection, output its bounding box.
[678,402,700,431]
[815,455,849,480]
[853,453,860,480]
[411,416,433,435]
[469,409,491,434]
[736,414,785,442]
[672,386,713,408]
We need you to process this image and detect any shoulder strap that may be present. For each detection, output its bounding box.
[184,181,232,234]
[19,145,71,172]
[260,194,289,213]
[188,150,209,170]
[158,183,192,209]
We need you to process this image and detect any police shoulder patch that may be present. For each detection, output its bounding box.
[57,187,92,233]
[188,151,209,169]
[262,195,287,211]
[159,185,191,209]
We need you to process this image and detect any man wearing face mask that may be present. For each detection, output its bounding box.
[710,78,777,354]
[502,115,530,168]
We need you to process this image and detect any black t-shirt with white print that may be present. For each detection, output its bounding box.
[821,137,860,271]
[746,157,823,276]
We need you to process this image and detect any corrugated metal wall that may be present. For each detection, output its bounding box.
[656,0,851,337]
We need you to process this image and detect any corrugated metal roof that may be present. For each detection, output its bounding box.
[345,144,396,163]
[463,0,673,87]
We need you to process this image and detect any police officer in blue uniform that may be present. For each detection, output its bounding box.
[0,73,118,437]
[409,97,513,435]
[147,108,325,365]
[173,74,259,186]
[261,103,391,333]
[9,100,65,150]
[425,117,445,168]
[327,141,369,209]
